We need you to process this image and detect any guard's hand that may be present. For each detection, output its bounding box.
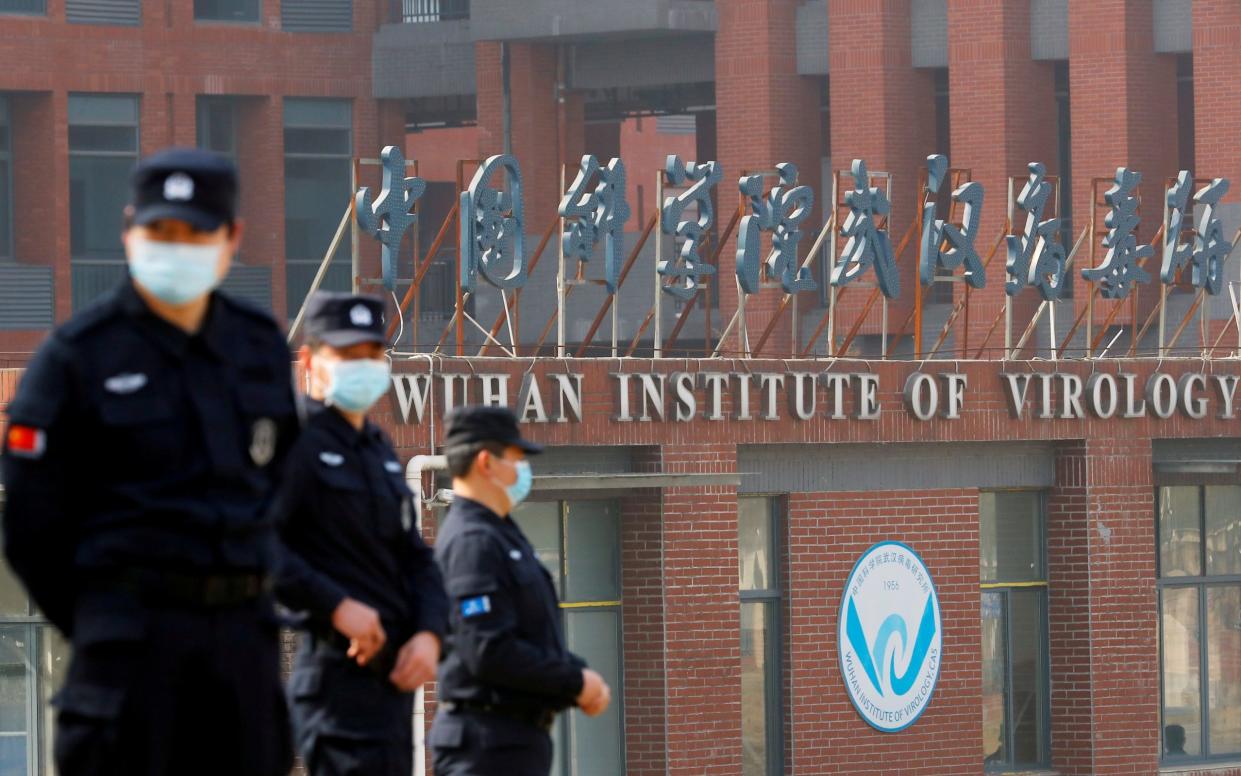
[331,598,386,666]
[390,631,440,691]
[576,669,611,717]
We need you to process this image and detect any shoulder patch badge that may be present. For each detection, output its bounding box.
[461,595,492,619]
[5,425,46,459]
[249,418,277,467]
[318,451,345,467]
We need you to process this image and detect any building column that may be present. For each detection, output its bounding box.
[947,0,1059,357]
[1190,2,1241,345]
[1067,0,1177,330]
[715,0,824,356]
[11,90,71,324]
[236,97,286,317]
[620,479,667,776]
[658,443,740,774]
[474,41,581,226]
[1047,437,1159,774]
[828,0,936,343]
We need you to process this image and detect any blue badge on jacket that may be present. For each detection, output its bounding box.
[461,595,492,618]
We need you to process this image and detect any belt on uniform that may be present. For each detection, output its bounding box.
[94,568,270,608]
[441,700,556,733]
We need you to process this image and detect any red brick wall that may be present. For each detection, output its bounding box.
[785,488,980,774]
[658,442,742,774]
[828,0,937,336]
[715,0,825,356]
[1067,0,1178,327]
[947,0,1060,357]
[1193,1,1241,198]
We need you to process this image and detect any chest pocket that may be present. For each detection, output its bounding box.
[96,394,180,472]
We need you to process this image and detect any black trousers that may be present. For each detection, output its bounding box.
[53,592,291,776]
[287,638,415,776]
[429,708,555,776]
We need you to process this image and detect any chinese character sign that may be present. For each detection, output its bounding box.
[460,154,526,293]
[918,154,985,289]
[559,155,630,294]
[1082,167,1152,300]
[355,146,425,292]
[659,155,721,301]
[1161,170,1194,286]
[736,162,816,295]
[1191,177,1231,295]
[832,159,899,299]
[1005,162,1066,301]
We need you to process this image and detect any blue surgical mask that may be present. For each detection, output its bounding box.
[127,238,223,305]
[501,460,533,510]
[323,357,391,413]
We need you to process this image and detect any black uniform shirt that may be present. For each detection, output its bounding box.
[0,282,299,633]
[272,401,448,645]
[435,496,585,712]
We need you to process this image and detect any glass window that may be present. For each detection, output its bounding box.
[1159,484,1241,763]
[194,0,257,22]
[980,491,1049,771]
[0,497,70,776]
[69,93,139,311]
[511,499,624,776]
[283,98,352,318]
[738,496,781,776]
[197,97,238,161]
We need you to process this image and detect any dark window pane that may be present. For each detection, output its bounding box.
[981,590,1007,765]
[0,0,46,14]
[68,125,138,153]
[980,492,1043,583]
[1160,487,1202,578]
[1207,585,1241,756]
[1161,586,1202,758]
[513,501,561,598]
[283,127,351,156]
[70,155,132,258]
[1206,486,1241,577]
[283,156,350,314]
[741,600,776,776]
[0,158,10,258]
[68,94,138,125]
[566,610,623,776]
[739,497,774,592]
[1009,590,1047,764]
[565,501,619,602]
[0,551,28,617]
[194,0,258,21]
[284,98,351,129]
[197,98,238,157]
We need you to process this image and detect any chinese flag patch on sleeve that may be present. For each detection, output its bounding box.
[5,425,46,459]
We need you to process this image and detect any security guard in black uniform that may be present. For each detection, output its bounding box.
[272,291,449,776]
[428,406,612,775]
[0,148,297,776]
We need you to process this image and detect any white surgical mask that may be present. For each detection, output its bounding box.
[128,238,223,305]
[322,358,391,413]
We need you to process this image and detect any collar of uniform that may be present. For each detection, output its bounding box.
[117,281,233,361]
[451,495,506,525]
[305,398,378,449]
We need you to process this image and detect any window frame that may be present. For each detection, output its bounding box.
[738,495,785,776]
[1156,485,1241,765]
[517,497,627,776]
[979,488,1052,773]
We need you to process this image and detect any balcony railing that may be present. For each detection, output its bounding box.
[391,0,467,24]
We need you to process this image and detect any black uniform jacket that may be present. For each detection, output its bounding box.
[0,282,299,634]
[435,495,585,713]
[271,401,448,650]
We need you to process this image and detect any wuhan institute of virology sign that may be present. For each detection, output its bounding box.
[839,541,943,733]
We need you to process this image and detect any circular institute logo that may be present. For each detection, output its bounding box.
[838,541,943,733]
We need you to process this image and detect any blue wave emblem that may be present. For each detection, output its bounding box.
[845,593,937,697]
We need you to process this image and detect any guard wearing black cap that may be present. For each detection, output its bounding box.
[428,406,612,775]
[0,146,297,776]
[271,291,449,776]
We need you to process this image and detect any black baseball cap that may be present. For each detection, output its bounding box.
[444,405,544,455]
[130,147,238,231]
[304,292,386,348]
